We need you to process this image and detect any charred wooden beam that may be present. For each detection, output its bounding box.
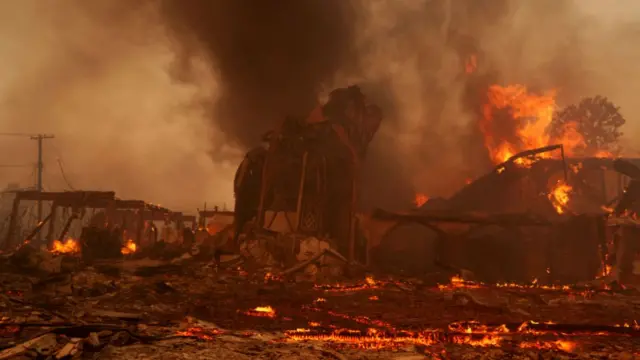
[58,213,79,242]
[46,202,59,246]
[24,212,53,242]
[501,144,567,181]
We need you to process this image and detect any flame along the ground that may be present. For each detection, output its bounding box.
[175,276,639,353]
[48,238,138,255]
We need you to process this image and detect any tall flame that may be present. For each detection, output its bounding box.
[481,84,560,165]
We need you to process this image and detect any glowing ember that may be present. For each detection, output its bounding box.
[315,276,380,293]
[284,327,439,349]
[520,340,577,352]
[282,320,592,351]
[414,193,429,207]
[121,239,137,255]
[548,180,573,214]
[51,239,80,255]
[243,306,276,318]
[368,296,379,301]
[439,275,571,291]
[176,326,223,340]
[264,272,282,282]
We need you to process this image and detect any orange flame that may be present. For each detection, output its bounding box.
[176,327,222,340]
[243,306,276,318]
[548,180,573,214]
[414,193,429,207]
[480,85,594,168]
[121,239,137,255]
[51,239,80,255]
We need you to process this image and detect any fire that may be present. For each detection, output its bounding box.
[121,239,137,255]
[480,85,598,168]
[414,193,429,207]
[51,239,80,255]
[439,275,572,291]
[283,320,588,351]
[176,327,222,340]
[520,340,576,352]
[243,306,276,318]
[548,180,573,214]
[481,85,558,165]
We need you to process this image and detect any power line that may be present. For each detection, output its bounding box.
[50,141,77,191]
[0,132,38,137]
[57,158,75,190]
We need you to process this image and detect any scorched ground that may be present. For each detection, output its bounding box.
[0,255,638,359]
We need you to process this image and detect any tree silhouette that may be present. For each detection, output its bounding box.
[550,96,626,155]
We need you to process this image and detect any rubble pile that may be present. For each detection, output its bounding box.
[0,243,638,359]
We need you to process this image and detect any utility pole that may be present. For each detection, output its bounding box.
[30,134,54,244]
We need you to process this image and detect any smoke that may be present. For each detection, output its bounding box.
[160,0,357,148]
[0,0,239,212]
[0,0,638,213]
[349,0,640,207]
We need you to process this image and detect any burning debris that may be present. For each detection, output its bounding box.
[51,238,80,255]
[120,239,137,255]
[242,306,277,318]
[0,87,638,359]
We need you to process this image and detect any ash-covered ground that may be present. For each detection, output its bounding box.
[0,251,638,360]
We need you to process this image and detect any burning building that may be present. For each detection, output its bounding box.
[369,85,638,285]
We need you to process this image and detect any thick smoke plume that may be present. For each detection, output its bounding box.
[161,0,357,148]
